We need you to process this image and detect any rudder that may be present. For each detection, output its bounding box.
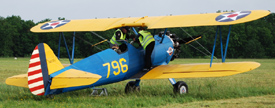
[27,43,64,96]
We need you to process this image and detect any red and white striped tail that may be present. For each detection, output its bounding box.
[27,46,45,96]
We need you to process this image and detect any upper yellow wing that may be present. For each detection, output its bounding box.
[138,62,260,79]
[31,10,270,33]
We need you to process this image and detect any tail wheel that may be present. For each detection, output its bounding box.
[125,81,140,93]
[173,81,188,94]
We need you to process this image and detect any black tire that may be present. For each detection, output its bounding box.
[173,81,188,94]
[125,81,140,93]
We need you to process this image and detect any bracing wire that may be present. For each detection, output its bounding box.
[181,39,213,59]
[90,29,218,61]
[75,35,103,51]
[90,31,111,44]
[180,27,218,60]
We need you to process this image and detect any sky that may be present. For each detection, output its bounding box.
[1,0,275,23]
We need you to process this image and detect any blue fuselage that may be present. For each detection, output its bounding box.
[48,35,174,95]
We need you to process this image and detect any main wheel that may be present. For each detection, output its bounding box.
[125,81,140,93]
[173,81,188,94]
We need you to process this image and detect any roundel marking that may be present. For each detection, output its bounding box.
[40,20,70,30]
[215,11,251,22]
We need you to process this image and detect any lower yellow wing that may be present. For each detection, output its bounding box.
[140,62,260,79]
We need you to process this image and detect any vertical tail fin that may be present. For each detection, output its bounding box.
[27,43,64,96]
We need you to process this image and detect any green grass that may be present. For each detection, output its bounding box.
[159,95,275,108]
[1,58,275,107]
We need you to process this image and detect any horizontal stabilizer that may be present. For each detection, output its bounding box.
[51,69,102,89]
[140,62,260,79]
[6,74,28,88]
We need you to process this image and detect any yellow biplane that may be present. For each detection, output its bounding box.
[6,10,269,96]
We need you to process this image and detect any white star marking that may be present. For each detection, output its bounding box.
[217,11,250,22]
[41,21,68,29]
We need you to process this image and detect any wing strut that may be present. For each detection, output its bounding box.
[210,27,219,67]
[160,28,168,43]
[223,25,232,62]
[57,32,75,64]
[57,31,111,64]
[132,27,138,35]
[72,32,76,64]
[210,25,232,67]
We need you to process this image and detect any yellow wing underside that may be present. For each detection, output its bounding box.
[31,10,270,32]
[140,62,260,79]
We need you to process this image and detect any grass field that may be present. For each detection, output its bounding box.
[1,58,275,107]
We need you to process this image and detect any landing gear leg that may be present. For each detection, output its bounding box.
[168,78,176,85]
[168,78,188,94]
[125,80,140,93]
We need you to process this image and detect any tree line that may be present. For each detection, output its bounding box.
[0,13,275,58]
